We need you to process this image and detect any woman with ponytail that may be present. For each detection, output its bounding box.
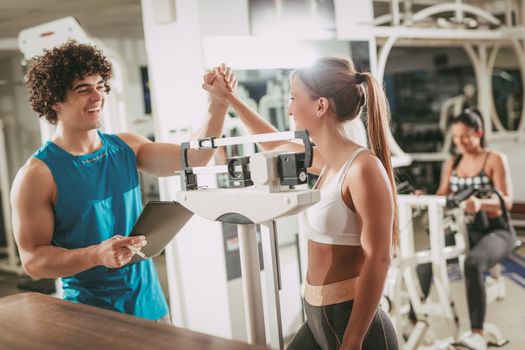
[205,57,399,350]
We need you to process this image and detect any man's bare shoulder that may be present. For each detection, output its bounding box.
[116,132,151,155]
[11,158,55,203]
[19,157,54,180]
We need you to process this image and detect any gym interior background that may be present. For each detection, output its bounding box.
[0,1,525,349]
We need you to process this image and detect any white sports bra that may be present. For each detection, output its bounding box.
[300,147,365,246]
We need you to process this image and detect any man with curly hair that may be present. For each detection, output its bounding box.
[10,40,232,322]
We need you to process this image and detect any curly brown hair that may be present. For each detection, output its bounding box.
[25,40,112,124]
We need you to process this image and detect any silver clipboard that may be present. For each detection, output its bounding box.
[127,201,193,264]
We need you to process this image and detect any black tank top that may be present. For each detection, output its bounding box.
[449,151,492,194]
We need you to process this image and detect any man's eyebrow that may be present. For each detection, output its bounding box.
[72,80,105,91]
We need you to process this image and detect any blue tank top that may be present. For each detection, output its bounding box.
[33,131,168,320]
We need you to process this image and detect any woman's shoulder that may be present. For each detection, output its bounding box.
[344,149,394,199]
[350,148,376,165]
[486,148,505,159]
[444,155,458,169]
[346,148,388,179]
[485,149,507,168]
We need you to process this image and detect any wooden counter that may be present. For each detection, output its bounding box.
[0,292,269,350]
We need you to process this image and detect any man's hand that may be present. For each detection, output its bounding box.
[202,64,237,103]
[93,235,147,268]
[462,195,482,214]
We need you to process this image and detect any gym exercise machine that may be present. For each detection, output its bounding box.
[387,189,513,350]
[176,130,320,349]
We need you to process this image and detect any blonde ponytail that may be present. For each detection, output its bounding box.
[361,72,399,249]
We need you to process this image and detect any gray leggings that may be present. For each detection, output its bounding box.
[287,299,399,350]
[412,216,516,329]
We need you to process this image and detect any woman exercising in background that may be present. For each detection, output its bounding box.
[412,109,516,350]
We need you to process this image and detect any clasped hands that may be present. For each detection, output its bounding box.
[202,64,237,103]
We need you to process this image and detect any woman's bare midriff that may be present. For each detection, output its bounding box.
[306,240,365,286]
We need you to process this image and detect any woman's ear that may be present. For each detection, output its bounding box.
[477,129,484,139]
[316,97,330,117]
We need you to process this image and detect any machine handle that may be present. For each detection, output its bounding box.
[294,130,313,168]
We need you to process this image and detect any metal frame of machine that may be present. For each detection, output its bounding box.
[176,130,319,349]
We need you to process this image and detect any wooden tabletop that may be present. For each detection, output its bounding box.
[0,292,269,350]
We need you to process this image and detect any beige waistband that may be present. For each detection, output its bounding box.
[304,277,359,306]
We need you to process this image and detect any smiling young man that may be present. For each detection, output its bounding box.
[10,40,229,322]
